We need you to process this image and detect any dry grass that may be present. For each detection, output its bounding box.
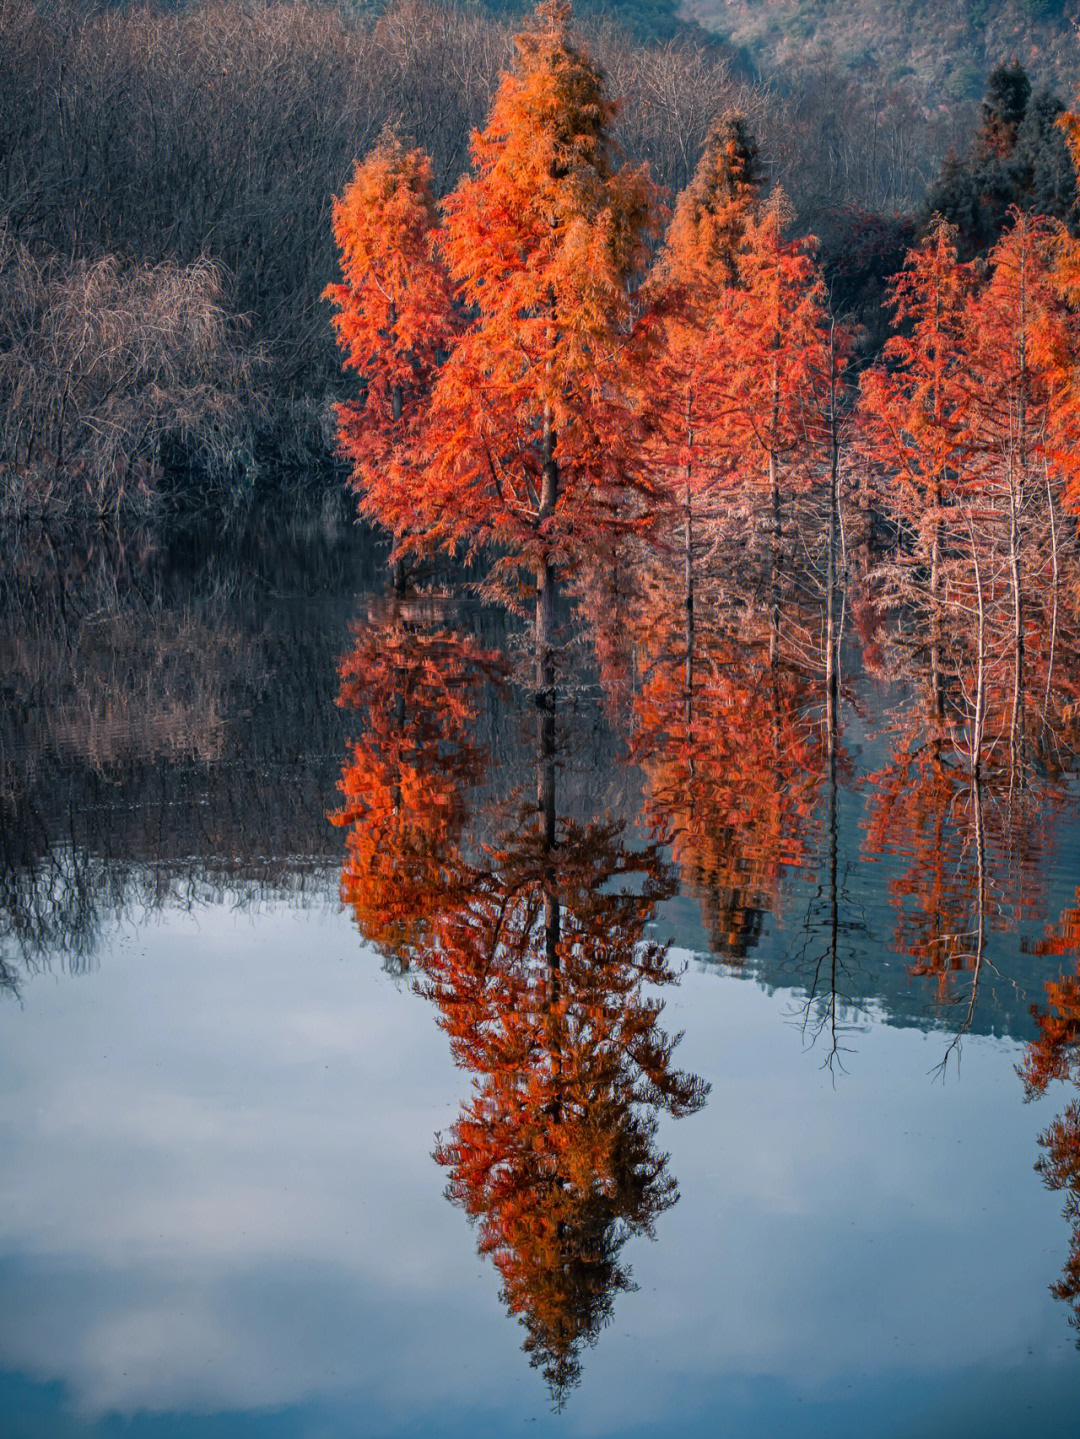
[0,224,263,516]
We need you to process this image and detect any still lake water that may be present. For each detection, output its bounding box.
[2,511,1080,1438]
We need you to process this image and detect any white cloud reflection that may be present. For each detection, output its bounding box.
[0,904,1075,1435]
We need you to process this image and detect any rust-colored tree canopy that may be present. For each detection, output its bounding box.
[324,133,454,545]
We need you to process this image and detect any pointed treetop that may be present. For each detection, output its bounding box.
[979,61,1031,157]
[489,0,616,186]
[661,111,763,289]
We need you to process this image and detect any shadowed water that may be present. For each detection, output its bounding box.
[2,509,1080,1437]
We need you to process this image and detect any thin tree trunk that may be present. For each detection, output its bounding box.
[538,399,559,989]
[969,518,986,778]
[929,471,944,720]
[389,381,406,593]
[1043,471,1059,725]
[825,324,839,733]
[1008,464,1024,819]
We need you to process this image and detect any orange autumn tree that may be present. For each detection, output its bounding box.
[858,216,974,612]
[715,194,835,565]
[643,114,763,679]
[962,210,1077,622]
[659,114,762,296]
[408,1,660,688]
[324,131,454,578]
[1051,100,1080,311]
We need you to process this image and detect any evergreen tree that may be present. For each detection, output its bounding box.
[927,63,1077,256]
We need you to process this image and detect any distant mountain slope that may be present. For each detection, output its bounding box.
[482,0,709,41]
[683,0,1080,102]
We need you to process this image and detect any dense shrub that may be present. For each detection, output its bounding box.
[0,227,262,515]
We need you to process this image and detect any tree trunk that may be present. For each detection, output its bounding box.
[825,322,840,741]
[684,471,694,725]
[929,471,944,720]
[968,518,986,778]
[390,381,406,594]
[538,399,559,986]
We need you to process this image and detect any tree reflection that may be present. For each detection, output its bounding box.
[582,515,867,1065]
[333,594,708,1404]
[627,593,821,963]
[427,817,705,1400]
[1021,944,1080,1338]
[331,594,506,973]
[860,528,1080,1039]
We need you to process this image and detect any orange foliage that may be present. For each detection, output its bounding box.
[406,0,662,580]
[1021,951,1080,1338]
[716,195,836,505]
[330,599,505,970]
[858,217,974,560]
[427,817,706,1400]
[963,210,1077,504]
[332,589,707,1398]
[658,114,762,295]
[641,115,763,524]
[324,133,454,537]
[1022,959,1080,1097]
[863,711,986,999]
[630,613,822,960]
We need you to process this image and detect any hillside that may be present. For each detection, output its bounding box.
[684,0,1080,102]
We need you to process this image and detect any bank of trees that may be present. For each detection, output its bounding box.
[327,1,845,686]
[324,2,1080,1078]
[1,0,1019,513]
[325,1,1080,792]
[321,4,1080,1370]
[0,0,751,512]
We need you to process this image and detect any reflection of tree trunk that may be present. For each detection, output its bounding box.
[973,768,985,996]
[930,471,944,720]
[540,706,560,983]
[943,771,987,1066]
[824,649,840,1064]
[823,346,840,1064]
[1044,472,1059,726]
[393,683,406,812]
[390,354,406,594]
[539,399,559,994]
[537,630,562,1112]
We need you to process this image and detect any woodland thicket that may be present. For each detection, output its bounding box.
[327,1,1080,763]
